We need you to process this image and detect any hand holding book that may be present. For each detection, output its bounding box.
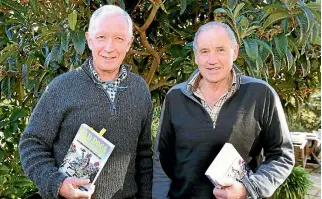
[212,178,247,199]
[205,143,252,189]
[59,177,95,199]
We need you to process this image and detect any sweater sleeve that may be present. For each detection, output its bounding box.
[242,85,295,199]
[152,95,174,199]
[19,81,67,199]
[135,89,153,199]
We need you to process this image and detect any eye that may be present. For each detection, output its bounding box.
[200,50,209,55]
[218,48,225,52]
[116,37,124,41]
[96,35,105,40]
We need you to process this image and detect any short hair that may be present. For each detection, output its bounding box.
[193,21,237,53]
[88,5,133,38]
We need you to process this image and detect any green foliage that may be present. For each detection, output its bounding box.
[152,106,161,147]
[0,99,38,198]
[213,0,321,127]
[272,166,312,199]
[0,0,320,197]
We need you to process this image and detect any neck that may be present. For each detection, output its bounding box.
[95,68,119,82]
[200,72,232,94]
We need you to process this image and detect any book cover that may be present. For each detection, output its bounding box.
[59,123,115,191]
[205,143,252,189]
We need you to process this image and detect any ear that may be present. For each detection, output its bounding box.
[126,36,134,52]
[232,44,239,61]
[85,32,92,50]
[194,53,199,65]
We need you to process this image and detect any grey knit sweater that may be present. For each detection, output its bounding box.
[19,59,153,199]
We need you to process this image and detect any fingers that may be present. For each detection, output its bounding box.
[216,178,236,187]
[59,177,93,199]
[68,177,91,186]
[213,188,227,199]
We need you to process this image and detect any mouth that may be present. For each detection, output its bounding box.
[101,55,116,60]
[206,67,221,71]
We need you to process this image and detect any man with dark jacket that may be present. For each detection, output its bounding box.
[19,5,153,199]
[152,21,294,199]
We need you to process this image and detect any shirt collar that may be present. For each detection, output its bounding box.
[89,58,127,84]
[188,66,238,92]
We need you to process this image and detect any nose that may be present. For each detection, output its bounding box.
[207,53,218,64]
[103,39,115,52]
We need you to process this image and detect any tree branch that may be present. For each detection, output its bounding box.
[128,49,150,56]
[140,0,161,31]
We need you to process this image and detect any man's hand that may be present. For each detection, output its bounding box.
[59,177,95,199]
[213,178,247,199]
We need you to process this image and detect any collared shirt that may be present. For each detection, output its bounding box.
[89,59,127,103]
[188,68,239,128]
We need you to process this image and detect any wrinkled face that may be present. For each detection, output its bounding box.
[85,13,133,80]
[195,26,239,84]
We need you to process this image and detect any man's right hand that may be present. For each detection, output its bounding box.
[59,177,95,199]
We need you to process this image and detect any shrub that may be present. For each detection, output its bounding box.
[272,166,312,199]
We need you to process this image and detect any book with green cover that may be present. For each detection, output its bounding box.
[59,123,115,191]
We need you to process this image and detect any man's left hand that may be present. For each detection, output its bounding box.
[213,178,247,199]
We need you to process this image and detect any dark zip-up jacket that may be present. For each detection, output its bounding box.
[152,68,294,199]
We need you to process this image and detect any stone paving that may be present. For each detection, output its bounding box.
[305,165,321,199]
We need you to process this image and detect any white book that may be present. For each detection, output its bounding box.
[59,124,115,191]
[205,143,252,188]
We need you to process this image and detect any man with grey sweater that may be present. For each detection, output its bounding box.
[19,5,153,199]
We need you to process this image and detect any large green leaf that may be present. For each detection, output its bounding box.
[68,11,78,31]
[255,39,273,55]
[256,54,263,76]
[70,31,86,55]
[258,45,270,62]
[180,0,187,15]
[285,49,294,72]
[159,12,170,33]
[233,3,245,19]
[306,2,321,11]
[262,10,290,30]
[61,31,70,52]
[0,164,10,175]
[295,15,307,45]
[298,4,314,34]
[227,0,238,10]
[242,39,258,61]
[44,52,52,68]
[274,34,288,57]
[288,37,300,60]
[11,176,35,187]
[0,43,18,64]
[50,45,61,63]
[310,23,320,44]
[272,48,282,75]
[261,4,285,21]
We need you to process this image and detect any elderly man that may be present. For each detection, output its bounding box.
[152,21,294,199]
[19,5,153,199]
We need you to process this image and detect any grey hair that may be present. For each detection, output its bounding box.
[88,5,133,38]
[193,21,237,53]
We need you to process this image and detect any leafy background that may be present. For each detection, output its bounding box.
[0,0,320,198]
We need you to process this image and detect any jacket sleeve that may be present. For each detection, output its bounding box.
[19,82,67,199]
[242,85,295,199]
[152,95,174,199]
[135,89,153,199]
